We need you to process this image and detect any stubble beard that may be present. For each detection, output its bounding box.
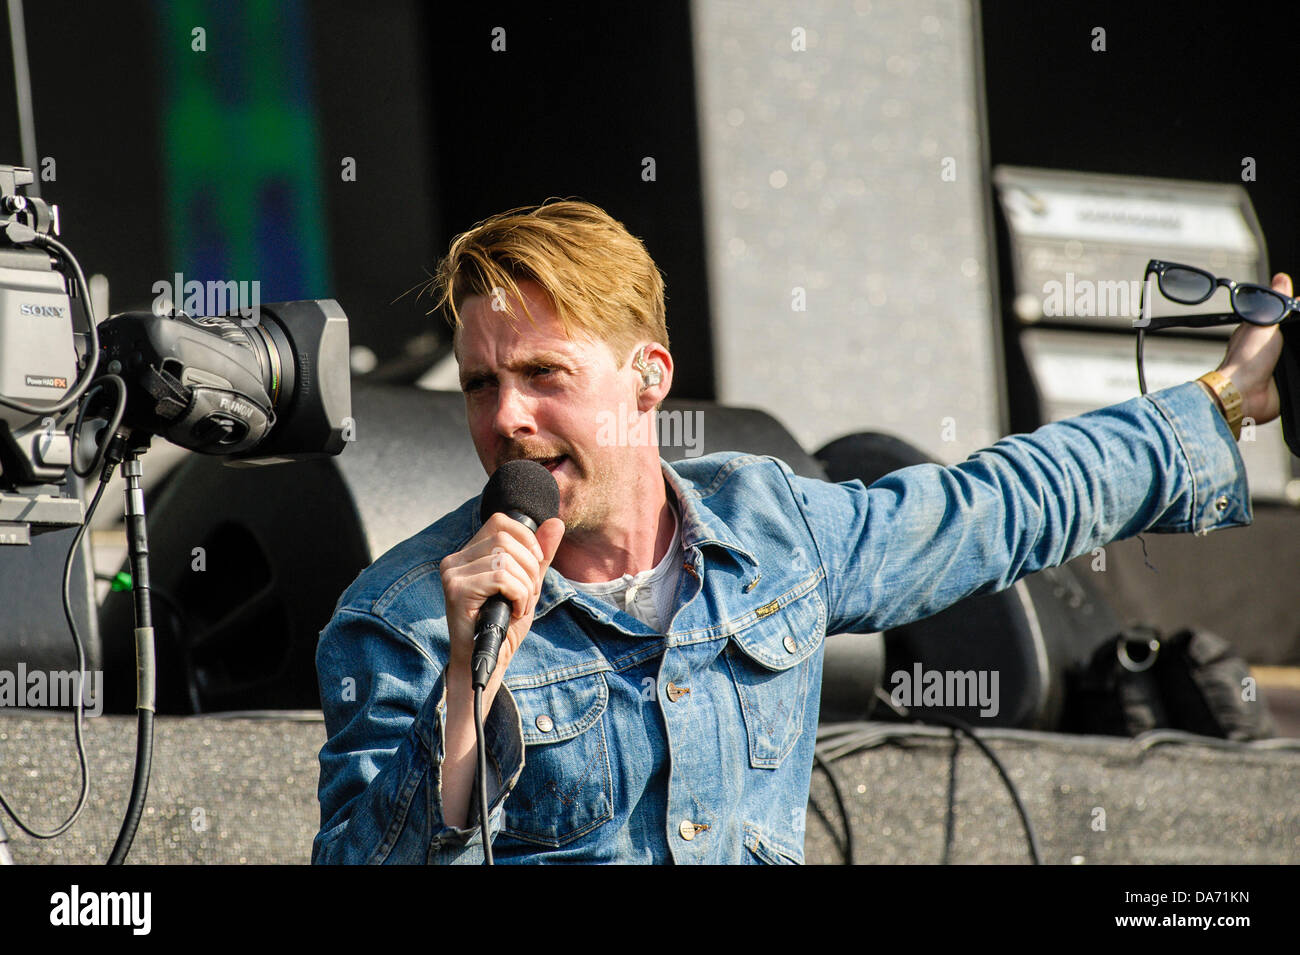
[557,452,622,535]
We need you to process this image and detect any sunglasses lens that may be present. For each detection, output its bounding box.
[1159,267,1213,303]
[1233,286,1285,324]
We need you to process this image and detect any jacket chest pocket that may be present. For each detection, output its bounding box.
[724,586,825,769]
[500,671,614,847]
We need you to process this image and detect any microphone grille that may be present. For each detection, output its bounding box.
[480,459,561,526]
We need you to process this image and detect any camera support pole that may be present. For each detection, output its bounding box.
[6,0,39,190]
[103,428,157,865]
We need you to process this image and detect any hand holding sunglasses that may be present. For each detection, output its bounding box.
[1132,259,1287,435]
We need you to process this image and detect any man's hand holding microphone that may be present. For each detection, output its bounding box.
[439,460,565,830]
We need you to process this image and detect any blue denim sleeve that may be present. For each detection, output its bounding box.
[784,381,1252,635]
[311,608,525,864]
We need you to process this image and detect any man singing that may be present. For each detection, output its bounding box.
[312,199,1284,863]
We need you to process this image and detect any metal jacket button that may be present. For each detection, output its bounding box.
[535,714,554,733]
[783,635,798,653]
[679,820,708,840]
[666,681,690,702]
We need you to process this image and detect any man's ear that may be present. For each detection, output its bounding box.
[633,342,672,413]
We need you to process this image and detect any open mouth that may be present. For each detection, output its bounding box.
[537,455,567,474]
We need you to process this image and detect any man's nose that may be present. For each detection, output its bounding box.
[493,380,536,438]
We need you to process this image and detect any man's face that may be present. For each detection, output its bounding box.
[456,280,643,534]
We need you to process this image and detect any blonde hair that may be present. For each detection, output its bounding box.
[427,198,669,366]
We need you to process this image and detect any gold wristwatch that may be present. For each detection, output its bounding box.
[1197,370,1244,441]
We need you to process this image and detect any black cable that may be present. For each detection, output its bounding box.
[0,465,110,841]
[818,720,1300,757]
[106,449,156,865]
[815,712,1272,859]
[804,790,840,857]
[475,685,493,865]
[942,729,959,865]
[918,711,1042,865]
[811,749,853,865]
[151,586,201,714]
[836,687,1041,864]
[95,576,201,715]
[71,374,125,479]
[107,710,153,865]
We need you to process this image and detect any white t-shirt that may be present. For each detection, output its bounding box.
[567,492,683,634]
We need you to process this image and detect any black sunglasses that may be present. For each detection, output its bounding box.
[1139,259,1299,330]
[1134,258,1296,396]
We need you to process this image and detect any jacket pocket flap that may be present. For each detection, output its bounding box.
[508,671,609,745]
[743,822,802,864]
[729,587,826,671]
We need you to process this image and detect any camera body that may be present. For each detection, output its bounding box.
[0,171,80,497]
[0,247,77,417]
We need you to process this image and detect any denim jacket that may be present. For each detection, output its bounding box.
[312,381,1250,864]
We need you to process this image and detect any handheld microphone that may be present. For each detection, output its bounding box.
[471,459,560,690]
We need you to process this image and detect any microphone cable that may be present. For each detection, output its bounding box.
[476,684,493,865]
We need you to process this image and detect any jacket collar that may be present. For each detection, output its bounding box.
[659,457,759,566]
